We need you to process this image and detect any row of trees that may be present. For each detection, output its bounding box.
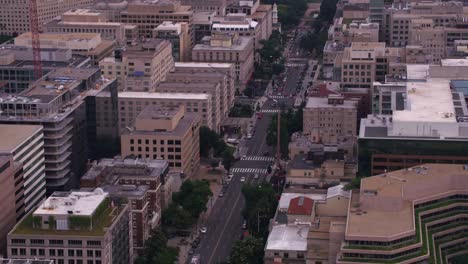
[199,127,235,171]
[262,0,308,28]
[161,180,213,231]
[253,30,286,80]
[229,102,254,118]
[228,184,279,264]
[266,106,304,159]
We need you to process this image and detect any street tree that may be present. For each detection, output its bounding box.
[136,229,178,264]
[229,236,264,264]
[222,148,234,172]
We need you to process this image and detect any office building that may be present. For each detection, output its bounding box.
[0,259,53,264]
[337,164,468,264]
[99,39,174,92]
[153,22,191,62]
[43,9,128,45]
[117,91,213,131]
[173,62,236,109]
[303,95,357,144]
[0,0,94,36]
[81,158,168,256]
[120,0,194,42]
[156,81,222,131]
[358,61,468,176]
[0,45,90,94]
[192,32,254,90]
[226,1,273,41]
[7,189,133,264]
[193,11,216,44]
[121,105,201,178]
[14,33,116,66]
[181,0,228,16]
[0,156,22,256]
[0,68,119,193]
[0,125,45,216]
[212,13,262,50]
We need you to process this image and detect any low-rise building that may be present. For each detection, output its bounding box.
[212,13,262,50]
[14,33,116,66]
[121,105,201,178]
[7,189,133,264]
[192,32,254,90]
[337,164,468,264]
[0,125,45,218]
[303,95,357,144]
[81,158,168,256]
[181,0,228,16]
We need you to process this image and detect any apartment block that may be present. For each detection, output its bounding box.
[153,22,191,62]
[0,156,22,256]
[173,62,236,110]
[156,81,222,131]
[181,0,228,16]
[121,106,201,178]
[337,164,468,264]
[359,61,468,176]
[192,32,254,89]
[303,95,357,144]
[120,0,194,42]
[7,189,133,264]
[14,33,116,66]
[99,39,174,92]
[117,91,213,131]
[0,45,91,94]
[0,0,94,36]
[0,125,45,216]
[81,158,168,256]
[43,9,128,45]
[0,68,119,193]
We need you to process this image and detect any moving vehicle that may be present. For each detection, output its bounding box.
[226,138,239,144]
[200,227,207,233]
[254,173,259,179]
[242,220,248,229]
[219,192,224,197]
[247,133,253,139]
[240,176,246,182]
[228,173,234,178]
[190,254,201,264]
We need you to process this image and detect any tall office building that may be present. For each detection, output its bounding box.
[0,0,95,36]
[0,125,45,215]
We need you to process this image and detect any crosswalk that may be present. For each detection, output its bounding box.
[230,167,268,174]
[259,109,280,113]
[286,63,305,67]
[240,156,275,162]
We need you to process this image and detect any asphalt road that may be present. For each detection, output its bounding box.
[187,31,310,264]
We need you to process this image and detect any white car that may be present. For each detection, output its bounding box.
[246,133,253,139]
[228,173,234,178]
[240,176,246,182]
[218,192,224,197]
[200,227,207,233]
[254,173,259,179]
[241,155,247,159]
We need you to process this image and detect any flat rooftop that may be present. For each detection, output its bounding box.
[16,32,99,42]
[119,91,211,100]
[279,192,326,211]
[393,78,456,123]
[346,164,468,240]
[175,62,233,68]
[305,97,356,109]
[34,190,108,217]
[0,125,42,153]
[126,112,200,137]
[265,224,309,251]
[137,105,181,119]
[193,36,252,51]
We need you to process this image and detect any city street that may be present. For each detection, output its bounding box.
[187,29,310,264]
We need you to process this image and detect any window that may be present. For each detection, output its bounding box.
[283,252,289,258]
[50,240,63,245]
[30,248,37,256]
[95,250,102,257]
[168,147,174,152]
[87,250,93,257]
[38,248,45,256]
[160,140,165,144]
[76,250,83,257]
[49,249,56,256]
[175,148,181,152]
[130,139,134,144]
[145,139,149,144]
[11,239,25,244]
[58,249,64,256]
[68,260,75,264]
[68,249,75,256]
[19,248,26,256]
[175,140,181,145]
[68,240,82,246]
[138,139,142,144]
[168,140,174,145]
[11,248,18,255]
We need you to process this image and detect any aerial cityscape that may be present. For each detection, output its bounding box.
[0,0,468,263]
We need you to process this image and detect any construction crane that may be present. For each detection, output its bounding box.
[29,0,43,80]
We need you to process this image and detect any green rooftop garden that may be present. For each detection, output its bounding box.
[13,198,118,236]
[340,199,468,263]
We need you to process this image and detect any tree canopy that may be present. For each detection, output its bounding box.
[242,184,278,238]
[229,236,265,264]
[135,229,178,264]
[266,107,304,159]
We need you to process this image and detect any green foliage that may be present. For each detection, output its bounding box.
[210,159,219,170]
[229,236,265,264]
[69,216,92,230]
[452,255,468,264]
[92,197,110,227]
[48,216,56,230]
[229,103,254,118]
[300,30,328,57]
[136,229,178,264]
[32,216,42,229]
[199,126,230,158]
[344,177,361,191]
[242,184,278,238]
[0,35,14,44]
[222,147,235,172]
[262,0,307,28]
[254,31,285,80]
[266,108,303,159]
[162,180,213,230]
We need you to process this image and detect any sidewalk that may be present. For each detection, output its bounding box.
[177,165,224,263]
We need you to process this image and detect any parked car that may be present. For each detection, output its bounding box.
[200,227,207,233]
[240,176,246,182]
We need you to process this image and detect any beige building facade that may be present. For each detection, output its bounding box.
[117,92,213,131]
[121,106,201,178]
[0,0,94,36]
[192,32,254,90]
[153,21,191,62]
[303,96,357,144]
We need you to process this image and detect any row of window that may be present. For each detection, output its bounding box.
[130,139,181,145]
[11,239,101,246]
[11,248,101,258]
